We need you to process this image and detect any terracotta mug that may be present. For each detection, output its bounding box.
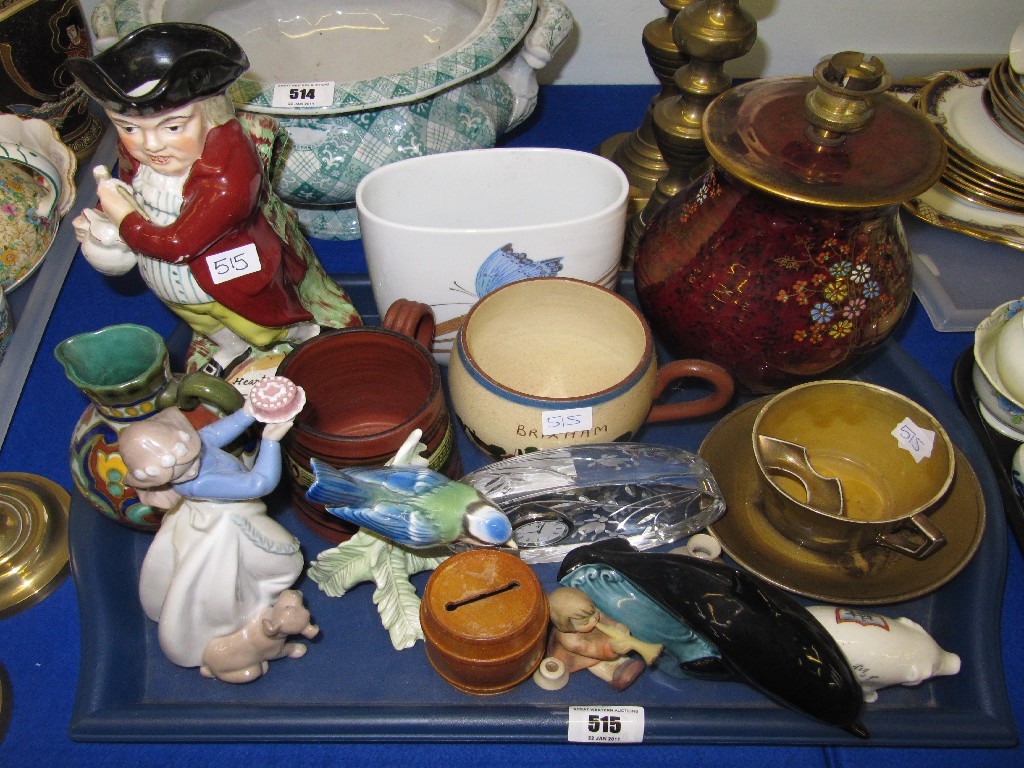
[277,299,460,542]
[448,277,734,460]
[752,380,955,559]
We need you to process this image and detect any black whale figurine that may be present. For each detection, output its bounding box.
[557,538,868,738]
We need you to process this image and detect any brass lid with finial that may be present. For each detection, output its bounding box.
[702,51,947,208]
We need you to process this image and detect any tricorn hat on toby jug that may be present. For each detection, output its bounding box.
[65,22,248,115]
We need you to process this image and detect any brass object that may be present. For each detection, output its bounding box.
[622,0,757,266]
[804,52,891,139]
[598,0,691,217]
[755,435,844,515]
[704,52,947,208]
[0,473,69,618]
[752,381,953,560]
[700,399,985,605]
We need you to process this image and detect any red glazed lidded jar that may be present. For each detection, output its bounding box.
[634,52,947,393]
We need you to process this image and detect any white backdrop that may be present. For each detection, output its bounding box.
[77,0,1023,83]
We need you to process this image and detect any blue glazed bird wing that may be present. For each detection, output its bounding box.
[307,462,449,504]
[306,461,450,548]
[325,500,442,549]
[307,458,370,508]
[360,465,450,496]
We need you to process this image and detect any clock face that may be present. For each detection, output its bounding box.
[512,516,572,548]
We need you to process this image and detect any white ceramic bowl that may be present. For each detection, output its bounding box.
[93,0,573,239]
[356,148,629,363]
[994,307,1024,403]
[972,362,1024,440]
[974,299,1024,438]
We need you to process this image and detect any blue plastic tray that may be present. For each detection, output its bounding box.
[68,276,1015,746]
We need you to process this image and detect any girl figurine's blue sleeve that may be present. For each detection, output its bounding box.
[196,407,257,448]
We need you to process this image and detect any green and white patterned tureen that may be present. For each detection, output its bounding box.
[92,0,573,240]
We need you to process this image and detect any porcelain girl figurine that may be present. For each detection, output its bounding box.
[119,376,310,681]
[66,23,360,376]
[544,586,653,691]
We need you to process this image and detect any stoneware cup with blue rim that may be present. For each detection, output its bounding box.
[447,277,734,461]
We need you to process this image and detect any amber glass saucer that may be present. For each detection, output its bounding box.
[0,473,70,618]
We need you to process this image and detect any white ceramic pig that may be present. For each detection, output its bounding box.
[807,605,961,703]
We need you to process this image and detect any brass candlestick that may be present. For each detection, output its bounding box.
[621,0,756,267]
[597,0,691,217]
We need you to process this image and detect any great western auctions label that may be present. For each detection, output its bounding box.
[271,82,335,109]
[567,706,645,743]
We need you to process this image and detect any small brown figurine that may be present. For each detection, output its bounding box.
[200,590,319,684]
[542,586,661,691]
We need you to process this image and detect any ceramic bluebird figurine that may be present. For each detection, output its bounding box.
[558,539,868,738]
[306,458,513,549]
[66,23,360,378]
[119,376,313,682]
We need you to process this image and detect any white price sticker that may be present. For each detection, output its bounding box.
[206,243,261,284]
[542,407,593,436]
[567,706,645,744]
[271,81,335,109]
[891,417,936,463]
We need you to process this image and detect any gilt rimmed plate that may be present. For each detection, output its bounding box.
[904,182,1024,251]
[701,399,986,605]
[919,69,1024,184]
[986,59,1024,145]
[994,56,1024,112]
[940,165,1024,213]
[945,145,1024,199]
[991,62,1024,124]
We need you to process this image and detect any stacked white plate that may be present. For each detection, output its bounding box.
[903,66,1024,250]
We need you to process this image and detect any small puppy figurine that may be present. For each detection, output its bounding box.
[200,590,319,684]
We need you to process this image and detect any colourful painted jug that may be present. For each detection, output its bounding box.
[55,323,243,530]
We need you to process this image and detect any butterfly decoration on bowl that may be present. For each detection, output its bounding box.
[473,243,563,296]
[436,243,564,338]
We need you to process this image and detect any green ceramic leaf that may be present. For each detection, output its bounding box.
[306,531,379,597]
[308,530,448,649]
